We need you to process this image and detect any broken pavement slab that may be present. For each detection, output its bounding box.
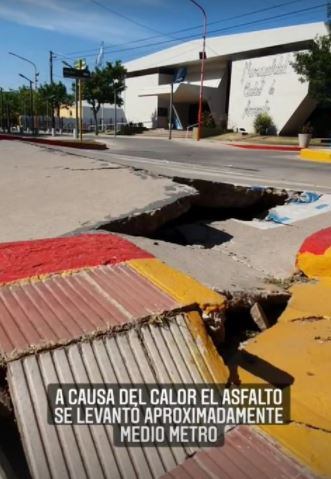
[235,227,331,478]
[0,233,227,364]
[0,232,229,477]
[161,425,317,479]
[7,313,227,479]
[238,316,331,478]
[278,279,331,322]
[0,141,197,242]
[129,258,226,314]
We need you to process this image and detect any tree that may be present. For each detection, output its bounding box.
[82,61,126,135]
[292,34,331,103]
[38,82,73,129]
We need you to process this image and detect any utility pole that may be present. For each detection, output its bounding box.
[79,59,83,142]
[19,74,34,135]
[49,50,56,136]
[75,79,79,139]
[114,86,117,138]
[189,0,207,141]
[0,88,3,132]
[168,81,174,140]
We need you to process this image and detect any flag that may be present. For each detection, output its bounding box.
[96,42,104,68]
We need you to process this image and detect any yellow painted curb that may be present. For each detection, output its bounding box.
[300,148,331,163]
[297,249,331,279]
[279,279,331,322]
[185,311,228,383]
[128,258,226,312]
[259,424,331,478]
[238,318,331,477]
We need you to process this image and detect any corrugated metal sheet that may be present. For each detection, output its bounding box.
[161,426,317,479]
[0,264,179,359]
[8,313,225,479]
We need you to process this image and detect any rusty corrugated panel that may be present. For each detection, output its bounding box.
[0,264,179,360]
[8,314,226,479]
[161,426,317,479]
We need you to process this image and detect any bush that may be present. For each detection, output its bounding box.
[253,113,275,135]
[202,112,216,128]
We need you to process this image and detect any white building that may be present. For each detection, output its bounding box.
[60,101,126,131]
[123,22,329,134]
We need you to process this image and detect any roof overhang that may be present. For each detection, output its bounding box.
[125,22,328,76]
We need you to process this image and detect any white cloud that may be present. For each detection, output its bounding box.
[0,0,164,41]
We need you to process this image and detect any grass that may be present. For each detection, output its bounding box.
[210,132,323,146]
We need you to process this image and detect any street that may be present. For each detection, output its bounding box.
[1,137,331,292]
[75,136,331,193]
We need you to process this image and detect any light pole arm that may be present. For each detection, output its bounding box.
[9,51,39,89]
[189,0,207,38]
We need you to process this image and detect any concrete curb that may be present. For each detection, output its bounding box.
[296,227,331,278]
[300,148,331,163]
[237,226,331,477]
[0,233,226,313]
[0,134,107,150]
[229,143,301,152]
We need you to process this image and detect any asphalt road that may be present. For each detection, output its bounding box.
[60,136,331,193]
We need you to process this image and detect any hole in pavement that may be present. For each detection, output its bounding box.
[149,202,277,247]
[98,179,292,248]
[211,291,291,386]
[0,368,31,478]
[0,412,31,478]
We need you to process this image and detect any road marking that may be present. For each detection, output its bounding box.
[105,153,331,193]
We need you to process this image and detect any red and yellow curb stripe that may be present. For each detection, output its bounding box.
[296,227,331,279]
[300,148,331,163]
[0,233,228,379]
[129,258,226,313]
[0,233,153,285]
[236,226,331,477]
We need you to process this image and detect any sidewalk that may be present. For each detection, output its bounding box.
[0,232,325,478]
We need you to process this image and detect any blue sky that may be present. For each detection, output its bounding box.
[0,0,327,90]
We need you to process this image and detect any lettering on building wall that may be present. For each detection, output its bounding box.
[240,53,292,120]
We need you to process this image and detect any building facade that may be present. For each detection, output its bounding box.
[123,22,329,135]
[59,101,126,131]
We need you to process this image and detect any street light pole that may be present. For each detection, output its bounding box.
[168,81,174,140]
[19,73,34,135]
[9,51,39,90]
[189,0,207,141]
[113,81,119,138]
[0,88,3,132]
[62,61,79,139]
[114,86,117,138]
[50,51,56,136]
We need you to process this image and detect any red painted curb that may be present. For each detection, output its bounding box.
[299,227,331,256]
[230,143,301,152]
[0,234,153,284]
[0,134,107,150]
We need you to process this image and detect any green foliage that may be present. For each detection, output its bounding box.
[117,122,146,135]
[292,34,331,103]
[82,61,126,135]
[301,122,313,134]
[202,112,216,128]
[38,82,73,116]
[253,113,275,135]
